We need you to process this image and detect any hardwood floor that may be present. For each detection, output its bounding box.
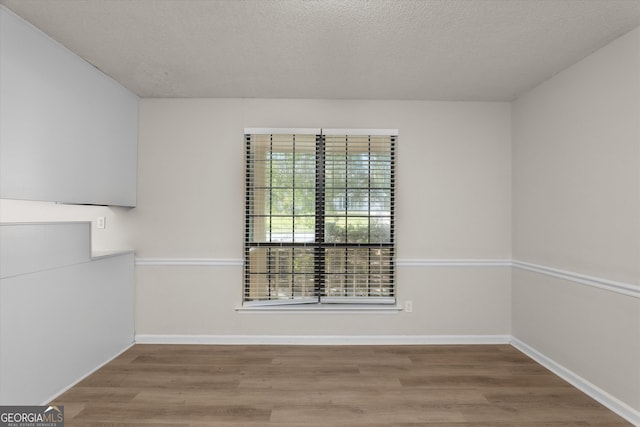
[51,344,631,426]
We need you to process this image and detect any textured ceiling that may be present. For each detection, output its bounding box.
[2,0,640,100]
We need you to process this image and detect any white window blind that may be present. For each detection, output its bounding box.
[244,128,396,306]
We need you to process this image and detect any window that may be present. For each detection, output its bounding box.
[244,128,396,306]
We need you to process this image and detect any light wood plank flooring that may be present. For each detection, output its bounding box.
[51,344,631,426]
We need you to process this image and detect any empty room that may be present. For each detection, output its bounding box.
[0,0,639,425]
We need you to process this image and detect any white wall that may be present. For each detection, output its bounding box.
[0,7,137,405]
[0,6,138,207]
[0,223,134,405]
[0,5,135,252]
[512,26,640,415]
[126,99,512,338]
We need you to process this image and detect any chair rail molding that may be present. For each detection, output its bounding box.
[134,257,640,298]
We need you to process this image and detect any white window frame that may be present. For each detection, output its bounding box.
[243,128,397,307]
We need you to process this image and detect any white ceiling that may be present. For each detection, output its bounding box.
[2,0,640,101]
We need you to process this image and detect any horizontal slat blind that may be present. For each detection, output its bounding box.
[245,133,319,305]
[244,129,396,306]
[320,133,395,303]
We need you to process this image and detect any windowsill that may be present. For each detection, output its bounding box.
[236,304,403,313]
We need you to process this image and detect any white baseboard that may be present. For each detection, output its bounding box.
[135,334,511,345]
[511,337,640,426]
[40,341,135,405]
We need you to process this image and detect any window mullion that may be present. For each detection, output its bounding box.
[390,136,397,300]
[269,135,273,242]
[315,133,325,301]
[244,134,251,302]
[291,135,295,299]
[292,134,296,244]
[368,136,372,297]
[344,136,348,244]
[268,135,274,300]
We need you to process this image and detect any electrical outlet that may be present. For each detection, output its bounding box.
[97,217,106,229]
[405,300,413,313]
